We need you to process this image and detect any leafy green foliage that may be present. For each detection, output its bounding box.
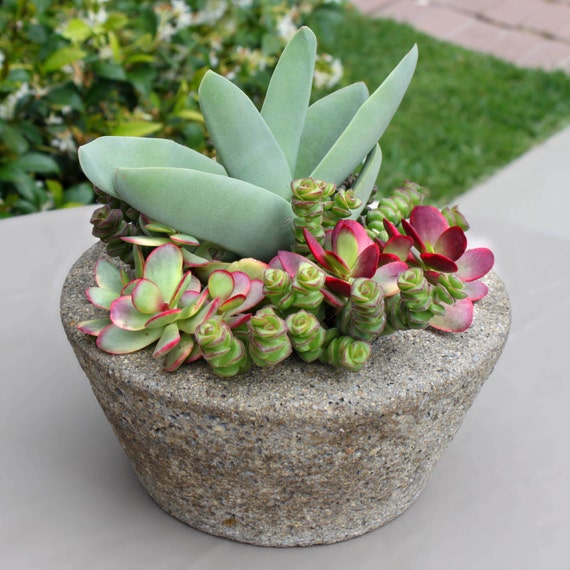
[0,0,346,217]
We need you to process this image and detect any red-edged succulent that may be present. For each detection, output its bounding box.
[397,205,495,331]
[78,243,264,372]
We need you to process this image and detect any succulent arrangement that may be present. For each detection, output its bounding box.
[76,27,494,376]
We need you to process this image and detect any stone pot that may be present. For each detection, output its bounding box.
[60,243,511,547]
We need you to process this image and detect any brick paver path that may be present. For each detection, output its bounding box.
[352,0,570,71]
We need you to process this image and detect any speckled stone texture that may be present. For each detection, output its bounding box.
[61,243,510,547]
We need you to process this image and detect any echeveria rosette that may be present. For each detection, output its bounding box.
[78,243,204,371]
[399,205,494,332]
[78,243,266,372]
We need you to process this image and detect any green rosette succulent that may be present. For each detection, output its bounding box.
[247,307,292,367]
[320,332,371,372]
[286,310,326,362]
[194,317,249,378]
[78,26,418,262]
[339,277,386,341]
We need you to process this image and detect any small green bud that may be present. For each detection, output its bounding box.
[291,178,323,202]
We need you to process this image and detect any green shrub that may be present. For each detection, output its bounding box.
[0,0,346,217]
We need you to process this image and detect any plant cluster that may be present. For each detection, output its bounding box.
[77,27,494,376]
[0,0,345,217]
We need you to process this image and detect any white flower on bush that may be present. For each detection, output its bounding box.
[172,0,192,30]
[51,131,77,155]
[276,13,297,41]
[234,0,253,7]
[314,54,343,89]
[0,83,30,120]
[236,47,270,73]
[193,0,227,25]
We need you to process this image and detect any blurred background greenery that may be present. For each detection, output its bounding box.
[1,0,570,218]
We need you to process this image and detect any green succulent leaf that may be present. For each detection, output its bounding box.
[142,244,184,304]
[94,259,124,293]
[295,82,369,178]
[78,136,227,197]
[114,167,294,261]
[349,143,382,220]
[261,26,317,173]
[311,45,418,185]
[153,322,180,358]
[198,70,292,199]
[97,324,163,354]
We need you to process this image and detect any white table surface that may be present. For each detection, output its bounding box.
[2,129,570,569]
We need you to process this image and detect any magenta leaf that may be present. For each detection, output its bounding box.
[229,271,251,298]
[331,220,373,266]
[463,280,489,301]
[401,218,425,252]
[352,243,380,278]
[303,228,328,268]
[420,253,458,273]
[429,298,474,332]
[372,261,408,296]
[382,218,400,238]
[409,205,449,246]
[325,275,351,297]
[456,248,494,282]
[239,279,265,312]
[97,324,163,354]
[383,235,413,261]
[434,226,467,260]
[277,250,318,276]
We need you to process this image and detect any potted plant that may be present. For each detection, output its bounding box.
[60,27,510,547]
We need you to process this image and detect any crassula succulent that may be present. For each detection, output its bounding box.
[77,26,495,377]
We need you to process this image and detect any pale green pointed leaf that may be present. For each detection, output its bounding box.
[114,167,294,261]
[198,71,292,199]
[311,45,418,185]
[78,136,227,197]
[261,27,316,173]
[295,82,369,178]
[349,144,382,220]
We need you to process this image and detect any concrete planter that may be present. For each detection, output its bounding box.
[61,243,510,547]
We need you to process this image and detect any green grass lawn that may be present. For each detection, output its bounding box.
[312,6,570,204]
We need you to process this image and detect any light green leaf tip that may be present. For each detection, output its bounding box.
[114,167,294,261]
[311,44,418,185]
[295,82,369,178]
[198,70,292,200]
[261,26,317,174]
[78,136,227,197]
